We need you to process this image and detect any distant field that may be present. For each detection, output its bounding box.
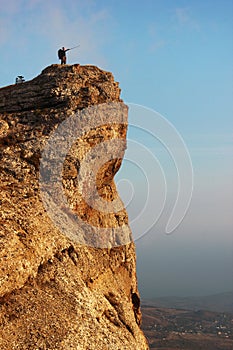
[141,305,233,350]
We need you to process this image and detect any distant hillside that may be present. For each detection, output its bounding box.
[142,291,233,313]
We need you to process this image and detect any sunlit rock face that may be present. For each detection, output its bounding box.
[0,65,149,349]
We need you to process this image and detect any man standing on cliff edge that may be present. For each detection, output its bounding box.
[58,47,70,64]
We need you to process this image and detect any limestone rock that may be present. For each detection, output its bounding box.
[0,65,149,349]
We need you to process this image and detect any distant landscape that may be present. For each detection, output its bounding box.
[141,291,233,349]
[142,291,233,313]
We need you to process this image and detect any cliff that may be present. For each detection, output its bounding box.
[0,65,149,349]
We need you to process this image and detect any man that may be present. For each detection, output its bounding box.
[58,47,70,64]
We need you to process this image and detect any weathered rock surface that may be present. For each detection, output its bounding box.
[0,65,149,349]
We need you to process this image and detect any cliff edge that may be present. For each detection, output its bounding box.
[0,65,149,349]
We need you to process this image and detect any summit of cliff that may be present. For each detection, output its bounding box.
[0,64,148,349]
[0,64,121,112]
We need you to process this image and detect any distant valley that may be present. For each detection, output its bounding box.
[141,291,233,349]
[142,291,233,313]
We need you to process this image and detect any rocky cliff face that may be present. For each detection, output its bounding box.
[0,65,149,349]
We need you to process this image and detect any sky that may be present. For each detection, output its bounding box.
[1,0,233,298]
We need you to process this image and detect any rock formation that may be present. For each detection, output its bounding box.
[0,64,149,349]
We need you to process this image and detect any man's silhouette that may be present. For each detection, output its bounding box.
[58,47,70,64]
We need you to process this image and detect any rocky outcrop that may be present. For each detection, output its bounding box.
[0,65,149,349]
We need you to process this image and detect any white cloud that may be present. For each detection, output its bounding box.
[174,7,200,31]
[148,23,166,53]
[37,4,110,66]
[1,0,112,68]
[175,7,190,24]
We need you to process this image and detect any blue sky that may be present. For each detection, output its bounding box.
[1,0,232,297]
